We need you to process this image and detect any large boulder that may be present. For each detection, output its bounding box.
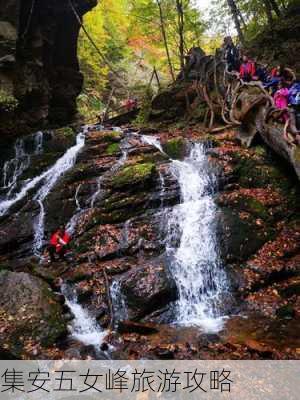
[119,260,178,321]
[216,207,273,263]
[0,271,67,358]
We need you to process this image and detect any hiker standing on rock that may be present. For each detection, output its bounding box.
[223,36,240,72]
[48,226,71,262]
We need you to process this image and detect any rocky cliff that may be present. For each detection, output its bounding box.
[0,0,97,133]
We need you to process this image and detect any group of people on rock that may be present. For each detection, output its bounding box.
[222,36,300,142]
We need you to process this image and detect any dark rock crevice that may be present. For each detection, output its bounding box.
[0,0,97,134]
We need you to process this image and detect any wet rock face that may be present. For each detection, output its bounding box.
[119,260,178,321]
[0,0,97,126]
[216,207,272,263]
[0,270,67,358]
[1,125,299,360]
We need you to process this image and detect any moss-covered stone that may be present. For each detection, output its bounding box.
[101,131,122,143]
[219,194,270,220]
[0,271,67,357]
[106,142,120,155]
[276,304,295,319]
[254,145,268,158]
[22,152,62,180]
[55,126,74,138]
[0,264,10,272]
[162,137,186,160]
[216,207,274,263]
[111,163,156,190]
[233,155,293,192]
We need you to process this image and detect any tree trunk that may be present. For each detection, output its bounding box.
[156,0,175,82]
[269,0,282,16]
[262,0,274,25]
[226,0,245,45]
[176,0,185,77]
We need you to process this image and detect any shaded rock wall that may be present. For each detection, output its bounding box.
[0,0,97,127]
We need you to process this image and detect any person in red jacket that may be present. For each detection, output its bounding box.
[48,226,71,262]
[239,55,256,82]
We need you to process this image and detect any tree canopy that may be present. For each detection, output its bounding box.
[77,0,297,119]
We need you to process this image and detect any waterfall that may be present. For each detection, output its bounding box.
[110,279,128,326]
[66,184,85,236]
[1,131,44,196]
[137,134,229,332]
[159,170,166,208]
[32,132,85,254]
[34,131,44,155]
[0,132,50,216]
[89,177,103,208]
[61,284,107,348]
[66,135,129,236]
[1,138,29,191]
[140,134,166,154]
[166,143,228,332]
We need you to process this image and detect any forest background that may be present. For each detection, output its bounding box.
[77,0,297,120]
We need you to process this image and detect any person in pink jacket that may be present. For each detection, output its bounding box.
[274,82,290,122]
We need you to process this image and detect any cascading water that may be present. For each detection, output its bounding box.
[1,131,44,196]
[136,133,229,332]
[32,132,85,254]
[89,177,103,209]
[66,184,85,235]
[110,279,128,326]
[34,131,44,155]
[66,135,129,236]
[166,142,228,332]
[140,134,166,154]
[61,284,107,348]
[2,138,30,191]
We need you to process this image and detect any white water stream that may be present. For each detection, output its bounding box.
[166,143,228,332]
[32,132,85,254]
[137,135,229,332]
[1,131,44,196]
[61,284,106,348]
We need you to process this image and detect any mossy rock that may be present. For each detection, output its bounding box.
[254,146,268,158]
[47,128,76,152]
[162,137,186,160]
[234,156,292,192]
[276,304,295,319]
[216,207,274,263]
[218,194,270,221]
[110,163,156,190]
[279,281,300,298]
[0,271,67,357]
[55,126,74,138]
[22,152,63,180]
[106,142,120,155]
[0,263,10,272]
[101,131,122,143]
[129,152,169,165]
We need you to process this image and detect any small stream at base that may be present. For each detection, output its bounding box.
[61,284,107,348]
